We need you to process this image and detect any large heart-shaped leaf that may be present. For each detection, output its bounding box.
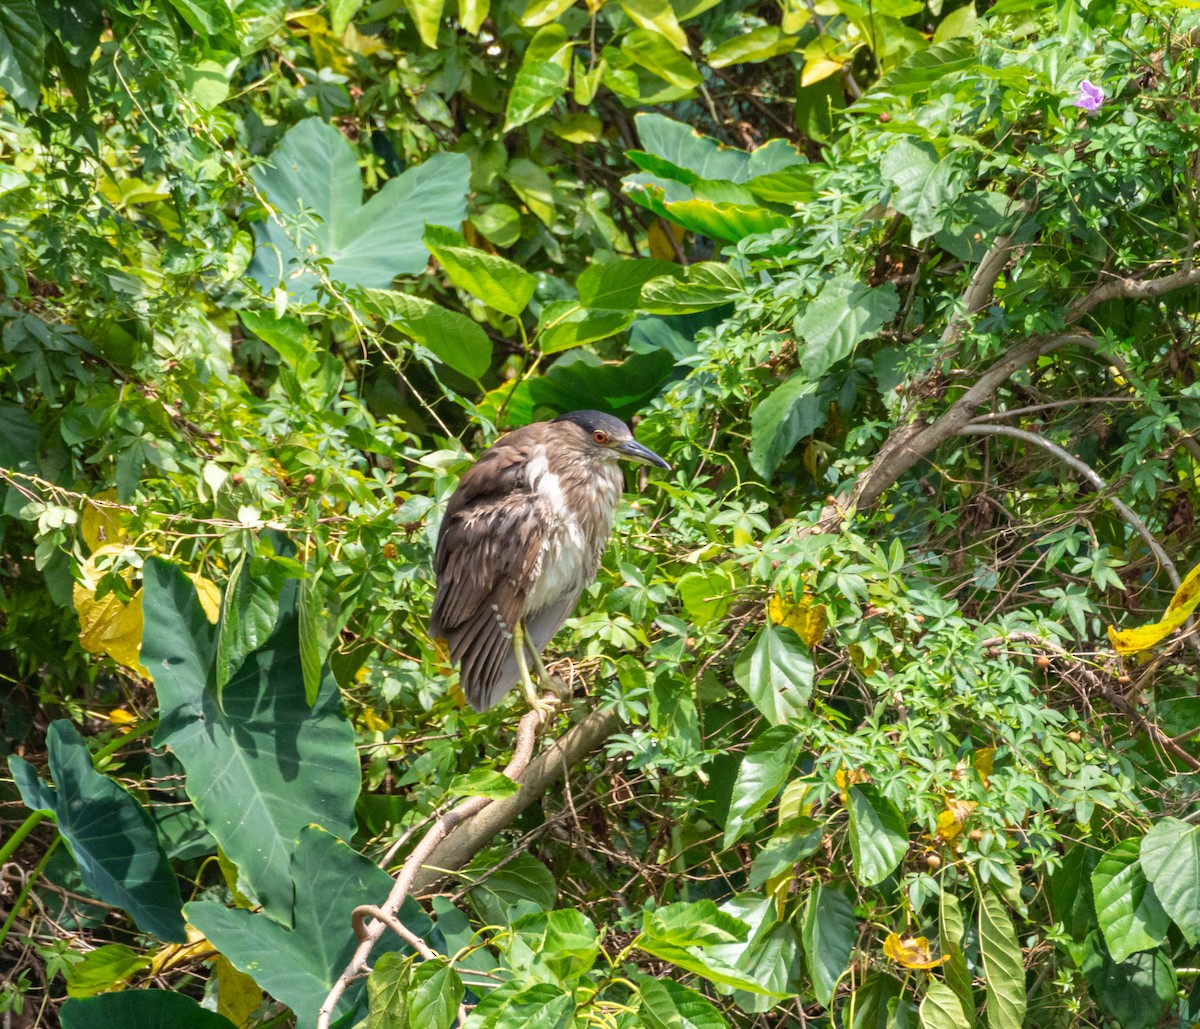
[248,119,469,300]
[733,623,814,725]
[723,725,803,847]
[846,785,908,887]
[187,826,432,1029]
[142,558,359,921]
[9,721,187,943]
[359,288,492,379]
[1092,837,1169,962]
[794,277,899,378]
[61,991,237,1029]
[1139,817,1200,944]
[0,1,44,111]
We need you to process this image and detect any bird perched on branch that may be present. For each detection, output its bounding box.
[429,410,669,716]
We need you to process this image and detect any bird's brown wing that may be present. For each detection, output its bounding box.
[429,438,545,710]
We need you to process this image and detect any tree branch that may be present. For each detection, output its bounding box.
[1066,262,1200,323]
[958,423,1181,588]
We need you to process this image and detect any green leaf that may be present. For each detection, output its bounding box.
[624,174,791,242]
[640,262,743,314]
[939,891,975,1025]
[360,288,493,379]
[330,0,365,34]
[298,573,323,705]
[249,119,469,301]
[471,203,522,247]
[504,24,571,130]
[142,558,359,919]
[880,139,965,242]
[749,373,825,479]
[619,0,689,52]
[238,311,317,372]
[505,158,556,225]
[181,59,229,111]
[644,900,750,947]
[637,975,727,1029]
[919,979,969,1029]
[1081,936,1176,1029]
[632,114,803,183]
[536,302,636,354]
[707,893,800,1004]
[447,767,521,800]
[61,991,237,1029]
[676,566,737,628]
[510,909,601,986]
[0,0,44,110]
[577,258,677,310]
[466,851,557,927]
[619,29,702,91]
[802,883,857,1008]
[1139,817,1200,944]
[64,944,151,998]
[519,0,574,27]
[187,827,431,1029]
[163,0,232,36]
[465,982,574,1029]
[846,785,908,887]
[214,554,281,693]
[9,721,186,942]
[458,0,489,35]
[733,623,814,725]
[1092,837,1170,962]
[851,973,907,1029]
[367,953,464,1029]
[708,26,798,68]
[404,0,444,47]
[794,277,900,378]
[426,219,540,320]
[978,889,1026,1029]
[720,719,796,844]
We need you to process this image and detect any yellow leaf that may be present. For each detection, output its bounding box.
[801,57,844,87]
[189,573,222,624]
[974,747,994,784]
[81,491,126,552]
[935,799,977,841]
[768,593,828,647]
[148,925,215,976]
[883,933,950,969]
[74,582,148,675]
[647,219,684,261]
[834,765,870,800]
[107,708,138,727]
[361,709,390,733]
[1108,559,1200,654]
[212,953,263,1027]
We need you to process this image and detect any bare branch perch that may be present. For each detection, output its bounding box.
[1067,262,1200,323]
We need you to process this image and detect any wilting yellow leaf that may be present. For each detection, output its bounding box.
[835,765,870,800]
[361,709,390,733]
[107,708,138,727]
[212,953,263,1028]
[768,593,828,647]
[148,925,215,977]
[189,573,221,624]
[974,747,995,784]
[935,799,977,841]
[801,57,844,87]
[848,643,879,676]
[1108,559,1200,654]
[74,582,148,675]
[883,933,950,969]
[647,219,684,261]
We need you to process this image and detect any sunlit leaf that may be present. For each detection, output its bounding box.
[1108,559,1200,654]
[1092,837,1169,962]
[883,933,949,969]
[767,593,828,647]
[978,889,1026,1029]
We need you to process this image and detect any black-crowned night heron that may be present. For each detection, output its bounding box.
[429,411,669,715]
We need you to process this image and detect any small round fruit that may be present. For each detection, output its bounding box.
[968,829,983,843]
[925,853,942,870]
[1036,655,1052,669]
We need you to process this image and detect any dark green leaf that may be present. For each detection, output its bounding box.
[142,558,359,919]
[846,785,908,887]
[880,139,965,242]
[187,827,432,1029]
[802,883,856,1008]
[793,277,899,378]
[748,373,825,479]
[465,851,557,927]
[0,0,45,110]
[61,991,237,1029]
[9,721,186,942]
[1081,936,1176,1029]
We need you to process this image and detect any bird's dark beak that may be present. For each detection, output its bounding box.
[617,438,669,469]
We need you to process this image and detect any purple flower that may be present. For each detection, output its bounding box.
[1073,80,1105,113]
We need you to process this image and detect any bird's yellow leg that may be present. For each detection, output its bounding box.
[513,620,559,721]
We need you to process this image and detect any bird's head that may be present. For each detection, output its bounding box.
[552,410,670,469]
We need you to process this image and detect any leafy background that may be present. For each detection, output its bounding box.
[4,0,1200,1027]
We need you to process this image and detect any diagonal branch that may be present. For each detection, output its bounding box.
[1066,262,1200,323]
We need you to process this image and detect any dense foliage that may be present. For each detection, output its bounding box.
[4,0,1200,1026]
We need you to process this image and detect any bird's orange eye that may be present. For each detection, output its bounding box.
[593,429,608,444]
